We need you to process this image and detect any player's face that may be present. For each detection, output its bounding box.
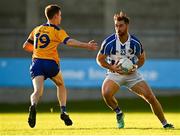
[55,11,62,25]
[114,20,128,37]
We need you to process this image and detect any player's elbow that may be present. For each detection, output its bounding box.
[23,42,33,52]
[23,43,26,50]
[137,57,145,68]
[142,58,145,65]
[96,53,105,67]
[96,58,101,67]
[23,43,27,51]
[96,53,101,66]
[140,53,146,65]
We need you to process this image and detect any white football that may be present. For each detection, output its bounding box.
[117,58,133,73]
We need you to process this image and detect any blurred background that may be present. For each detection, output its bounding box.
[0,0,180,111]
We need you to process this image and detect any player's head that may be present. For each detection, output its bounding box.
[114,11,130,37]
[45,4,61,25]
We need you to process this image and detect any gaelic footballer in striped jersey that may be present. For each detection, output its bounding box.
[96,11,174,129]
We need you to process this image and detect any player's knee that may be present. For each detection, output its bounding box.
[55,81,64,87]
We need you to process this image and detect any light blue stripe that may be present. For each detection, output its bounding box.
[0,58,180,89]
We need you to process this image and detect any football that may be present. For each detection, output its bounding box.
[116,58,133,73]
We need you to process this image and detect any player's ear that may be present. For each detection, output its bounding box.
[53,13,58,19]
[54,14,57,18]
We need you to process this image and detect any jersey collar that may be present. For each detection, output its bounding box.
[116,33,130,45]
[43,22,60,30]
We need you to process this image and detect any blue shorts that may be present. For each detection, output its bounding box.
[30,58,59,80]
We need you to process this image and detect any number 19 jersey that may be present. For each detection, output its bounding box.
[27,23,70,64]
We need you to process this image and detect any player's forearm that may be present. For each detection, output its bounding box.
[66,39,88,49]
[96,54,113,71]
[136,60,144,68]
[137,52,146,68]
[97,60,112,70]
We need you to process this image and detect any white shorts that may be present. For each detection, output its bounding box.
[105,71,144,88]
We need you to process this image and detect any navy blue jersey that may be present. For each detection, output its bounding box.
[100,33,143,64]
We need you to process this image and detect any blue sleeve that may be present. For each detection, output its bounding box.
[63,37,71,44]
[100,40,113,55]
[131,35,144,56]
[135,43,143,56]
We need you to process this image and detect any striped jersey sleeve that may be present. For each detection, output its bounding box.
[100,34,116,55]
[131,35,144,56]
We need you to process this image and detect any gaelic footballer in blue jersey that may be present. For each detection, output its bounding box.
[96,11,174,129]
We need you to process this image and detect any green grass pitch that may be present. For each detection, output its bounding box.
[1,112,180,135]
[1,96,180,135]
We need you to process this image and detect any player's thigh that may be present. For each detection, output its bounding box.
[102,79,120,97]
[32,76,44,94]
[130,80,155,99]
[51,71,65,87]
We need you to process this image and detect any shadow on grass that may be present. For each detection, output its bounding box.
[1,96,180,113]
[49,127,179,130]
[2,127,179,131]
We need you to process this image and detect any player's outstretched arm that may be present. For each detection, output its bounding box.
[23,41,33,52]
[66,39,98,50]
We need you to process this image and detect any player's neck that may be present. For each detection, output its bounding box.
[47,20,58,26]
[118,33,129,44]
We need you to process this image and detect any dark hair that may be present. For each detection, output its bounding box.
[114,11,130,24]
[45,4,61,20]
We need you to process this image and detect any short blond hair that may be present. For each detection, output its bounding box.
[114,11,130,24]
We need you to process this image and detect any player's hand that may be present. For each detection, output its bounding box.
[87,40,98,50]
[110,63,124,75]
[126,64,138,75]
[111,63,138,75]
